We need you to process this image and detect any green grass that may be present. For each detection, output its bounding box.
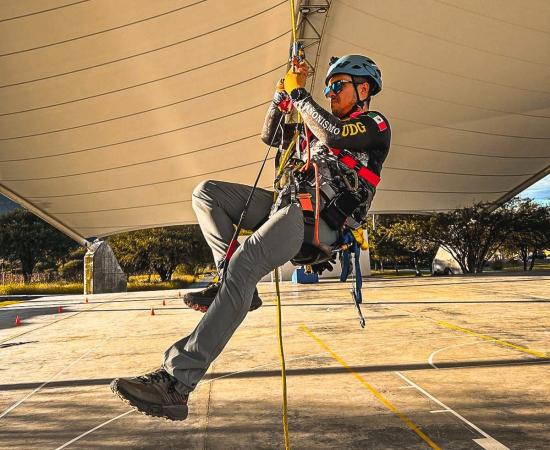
[127,274,196,291]
[370,261,550,277]
[503,261,550,272]
[370,269,429,279]
[0,274,197,296]
[0,282,84,296]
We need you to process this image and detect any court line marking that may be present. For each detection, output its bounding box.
[52,352,327,449]
[383,304,549,360]
[473,437,511,450]
[0,293,139,418]
[300,324,441,450]
[0,345,98,420]
[394,371,510,450]
[0,294,125,345]
[54,410,134,450]
[428,340,487,369]
[436,321,549,359]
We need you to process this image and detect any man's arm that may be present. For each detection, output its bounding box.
[261,101,298,149]
[260,101,285,146]
[291,89,389,151]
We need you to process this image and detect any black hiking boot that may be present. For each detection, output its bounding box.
[110,368,188,421]
[183,281,263,313]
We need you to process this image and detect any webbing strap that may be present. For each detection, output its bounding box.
[297,193,313,212]
[329,148,380,187]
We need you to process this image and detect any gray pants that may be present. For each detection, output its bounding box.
[163,180,337,395]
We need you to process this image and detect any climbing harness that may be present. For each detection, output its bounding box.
[271,101,379,272]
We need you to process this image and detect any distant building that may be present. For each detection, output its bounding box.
[432,247,463,275]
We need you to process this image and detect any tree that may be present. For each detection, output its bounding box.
[0,210,78,283]
[106,230,150,276]
[385,216,439,275]
[381,202,521,274]
[108,225,210,281]
[58,247,87,281]
[366,216,411,273]
[502,199,550,270]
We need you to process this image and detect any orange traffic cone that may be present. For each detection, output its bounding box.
[15,315,22,326]
[162,299,166,306]
[150,308,155,316]
[57,306,63,313]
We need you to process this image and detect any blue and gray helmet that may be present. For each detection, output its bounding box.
[325,55,382,97]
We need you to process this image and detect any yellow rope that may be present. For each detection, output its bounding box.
[274,268,290,449]
[289,0,297,43]
[273,3,299,448]
[276,132,299,178]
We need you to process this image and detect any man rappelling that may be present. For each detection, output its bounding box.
[110,53,391,421]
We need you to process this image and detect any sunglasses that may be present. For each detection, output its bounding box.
[324,80,353,97]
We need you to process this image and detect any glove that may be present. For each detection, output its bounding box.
[283,61,308,95]
[273,78,291,112]
[311,256,336,275]
[351,228,369,251]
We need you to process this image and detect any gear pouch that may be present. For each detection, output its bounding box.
[321,190,360,230]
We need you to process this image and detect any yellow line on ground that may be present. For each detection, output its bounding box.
[436,321,549,359]
[0,300,20,307]
[300,324,441,450]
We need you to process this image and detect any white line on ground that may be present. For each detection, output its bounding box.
[428,340,485,369]
[197,352,326,386]
[0,345,98,420]
[473,437,511,450]
[53,352,327,449]
[0,294,134,419]
[394,371,510,450]
[0,294,127,344]
[54,410,134,450]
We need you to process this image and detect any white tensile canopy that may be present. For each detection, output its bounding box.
[1,0,549,244]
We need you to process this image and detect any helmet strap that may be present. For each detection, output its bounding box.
[352,76,367,110]
[338,81,364,119]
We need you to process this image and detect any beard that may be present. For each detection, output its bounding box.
[330,101,344,118]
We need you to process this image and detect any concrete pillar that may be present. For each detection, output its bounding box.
[84,240,127,294]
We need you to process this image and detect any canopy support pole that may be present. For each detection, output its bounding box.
[0,183,91,248]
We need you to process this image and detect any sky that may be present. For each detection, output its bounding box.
[517,174,550,206]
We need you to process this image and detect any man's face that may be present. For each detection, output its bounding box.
[326,74,369,118]
[326,74,356,118]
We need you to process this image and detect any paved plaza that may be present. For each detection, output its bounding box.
[0,273,548,449]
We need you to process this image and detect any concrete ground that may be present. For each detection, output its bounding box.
[0,273,548,450]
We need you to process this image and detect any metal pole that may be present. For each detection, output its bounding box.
[0,183,91,248]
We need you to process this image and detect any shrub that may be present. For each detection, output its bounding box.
[58,259,83,281]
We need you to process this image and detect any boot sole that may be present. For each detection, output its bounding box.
[110,379,188,421]
[183,296,262,314]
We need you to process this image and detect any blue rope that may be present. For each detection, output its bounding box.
[340,230,362,304]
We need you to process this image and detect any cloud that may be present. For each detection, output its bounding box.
[519,175,550,204]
